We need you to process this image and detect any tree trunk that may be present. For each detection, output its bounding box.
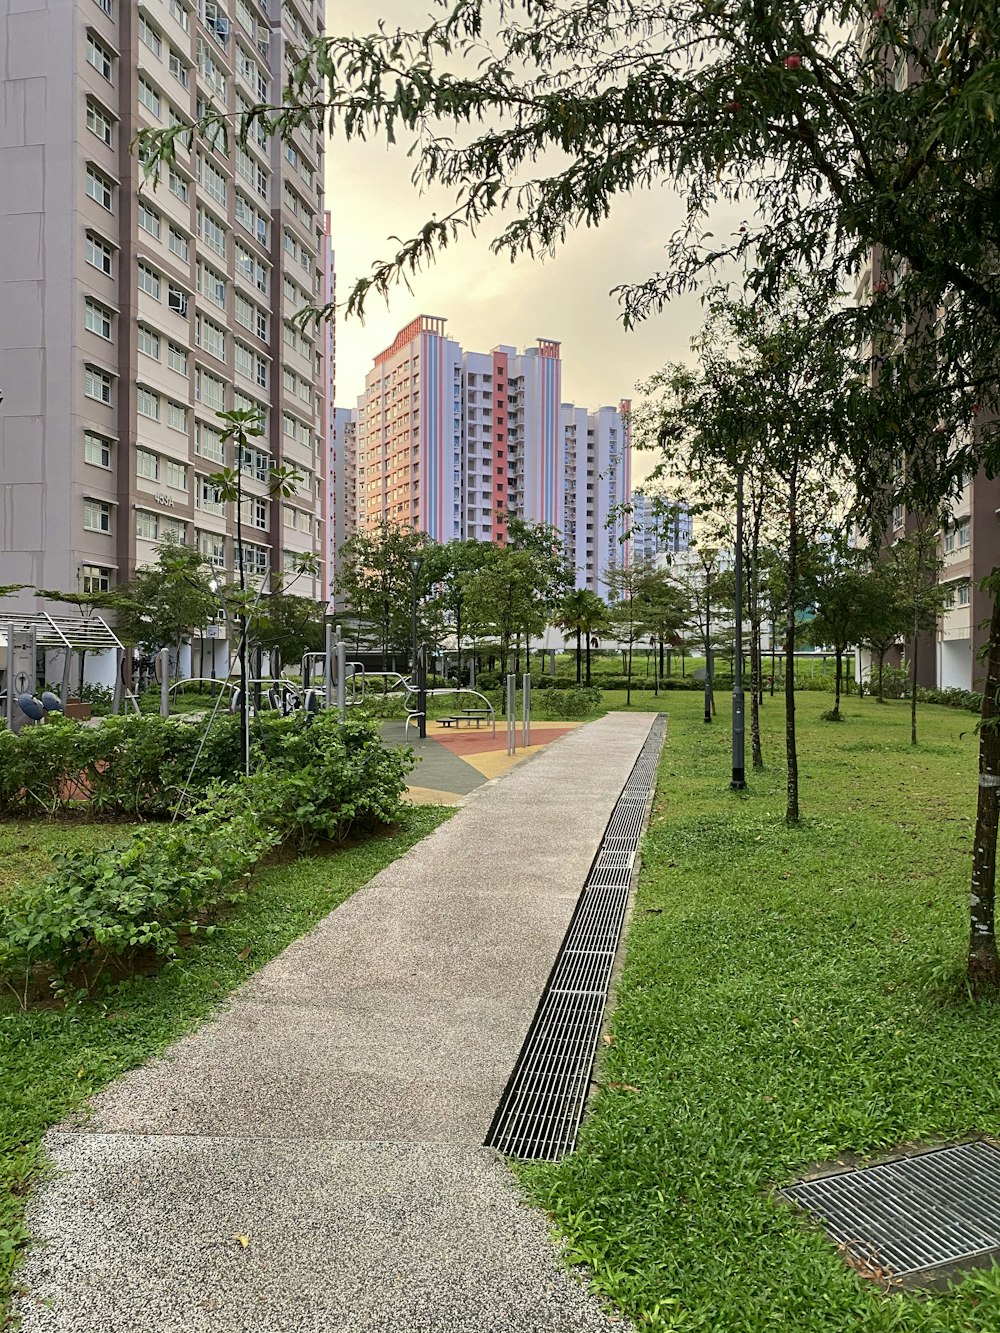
[969,579,1000,996]
[833,647,842,720]
[575,627,582,683]
[910,623,919,747]
[877,650,886,703]
[750,617,763,769]
[785,471,800,826]
[703,589,712,724]
[455,603,463,685]
[626,636,632,705]
[585,634,592,686]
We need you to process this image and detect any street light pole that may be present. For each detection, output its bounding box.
[731,465,746,790]
[410,555,426,739]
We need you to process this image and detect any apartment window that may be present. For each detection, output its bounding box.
[168,227,189,262]
[86,165,114,210]
[138,262,161,298]
[169,0,190,32]
[198,207,227,258]
[84,498,112,533]
[234,292,253,331]
[198,155,228,207]
[138,15,162,56]
[168,50,190,88]
[196,475,225,515]
[84,297,113,341]
[255,162,268,201]
[86,34,114,82]
[255,308,268,341]
[235,0,254,33]
[235,341,252,378]
[93,0,112,14]
[237,542,269,577]
[136,447,160,480]
[239,443,269,482]
[195,420,225,462]
[892,503,904,530]
[168,167,189,203]
[136,510,158,540]
[137,386,160,420]
[138,79,162,120]
[81,564,112,593]
[196,368,226,410]
[235,242,254,283]
[168,284,189,317]
[84,365,113,404]
[944,525,956,554]
[196,314,226,362]
[167,400,188,431]
[85,231,114,276]
[137,324,160,359]
[282,412,296,438]
[167,341,188,375]
[86,99,113,145]
[957,517,971,548]
[958,582,971,607]
[137,200,161,238]
[84,431,112,468]
[165,459,188,489]
[197,529,227,568]
[240,495,268,530]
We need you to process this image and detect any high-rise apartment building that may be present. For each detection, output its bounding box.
[355,316,630,593]
[630,492,693,564]
[0,0,327,647]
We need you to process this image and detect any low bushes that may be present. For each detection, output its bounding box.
[0,713,414,1002]
[535,686,604,719]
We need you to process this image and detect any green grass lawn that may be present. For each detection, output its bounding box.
[520,688,1000,1331]
[0,806,451,1321]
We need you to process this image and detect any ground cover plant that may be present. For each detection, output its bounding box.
[520,689,1000,1331]
[0,805,451,1322]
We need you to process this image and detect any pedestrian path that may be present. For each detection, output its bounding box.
[15,713,657,1333]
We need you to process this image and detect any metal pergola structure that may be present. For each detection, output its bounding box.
[1,611,126,727]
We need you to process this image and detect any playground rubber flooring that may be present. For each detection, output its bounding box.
[380,720,582,804]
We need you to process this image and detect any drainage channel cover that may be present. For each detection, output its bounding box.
[486,716,665,1161]
[780,1141,1000,1282]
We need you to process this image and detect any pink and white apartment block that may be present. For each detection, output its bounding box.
[352,316,631,595]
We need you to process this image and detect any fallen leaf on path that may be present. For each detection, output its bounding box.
[601,1034,614,1047]
[237,946,252,961]
[233,1234,250,1249]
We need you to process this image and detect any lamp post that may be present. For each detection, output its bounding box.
[731,466,746,790]
[410,554,426,739]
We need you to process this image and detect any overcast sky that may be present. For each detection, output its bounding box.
[323,1,743,484]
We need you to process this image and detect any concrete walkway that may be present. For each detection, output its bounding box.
[15,713,656,1333]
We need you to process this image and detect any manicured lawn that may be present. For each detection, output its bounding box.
[0,806,451,1321]
[521,688,1000,1331]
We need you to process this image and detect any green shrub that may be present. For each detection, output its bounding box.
[355,692,408,719]
[248,713,413,847]
[0,714,413,1000]
[536,686,603,719]
[0,789,276,1001]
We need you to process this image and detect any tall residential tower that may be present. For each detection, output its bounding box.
[0,0,327,622]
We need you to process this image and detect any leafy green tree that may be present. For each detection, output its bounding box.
[604,557,659,706]
[856,561,910,704]
[425,539,494,683]
[641,289,847,816]
[253,592,325,675]
[109,542,218,675]
[464,544,551,689]
[807,544,871,722]
[555,588,608,685]
[337,521,436,675]
[632,569,689,698]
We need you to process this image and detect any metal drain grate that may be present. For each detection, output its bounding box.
[486,716,666,1161]
[780,1141,1000,1280]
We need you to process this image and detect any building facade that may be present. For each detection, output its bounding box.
[0,0,327,640]
[354,316,631,594]
[630,492,693,564]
